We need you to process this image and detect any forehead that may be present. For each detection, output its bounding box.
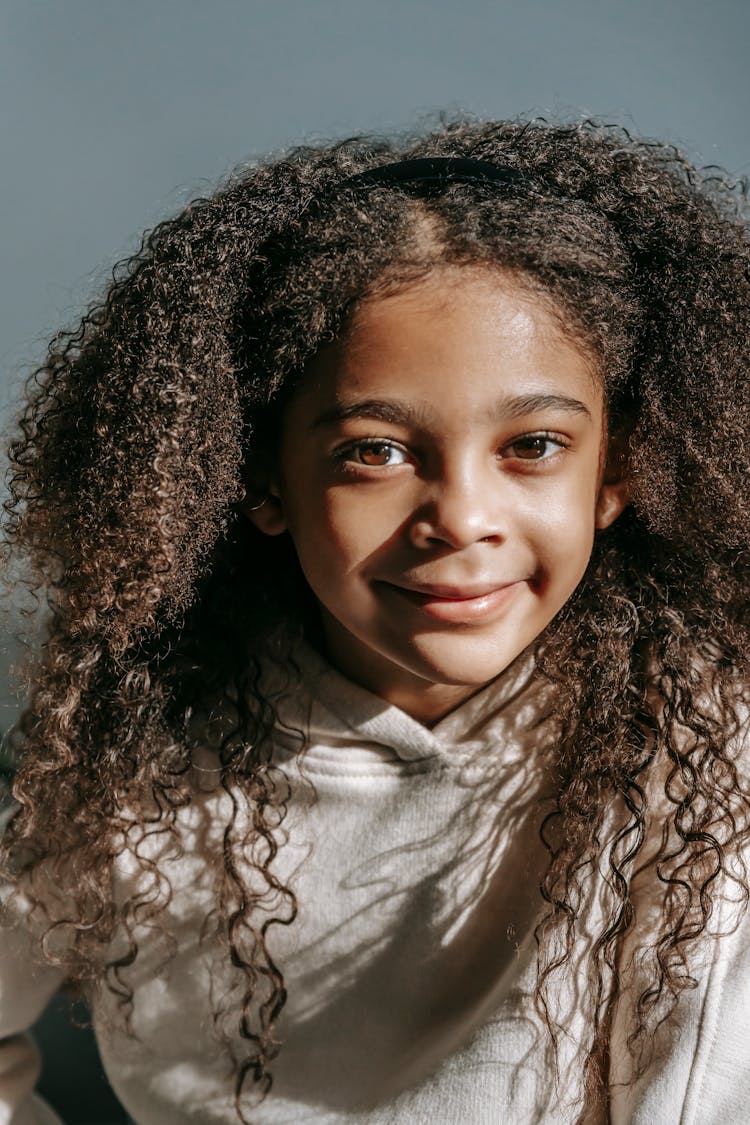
[296,268,604,422]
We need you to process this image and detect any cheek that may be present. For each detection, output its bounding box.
[285,486,401,574]
[527,484,598,580]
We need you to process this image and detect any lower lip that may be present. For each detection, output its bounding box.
[386,583,523,623]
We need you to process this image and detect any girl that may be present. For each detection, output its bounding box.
[1,117,749,1125]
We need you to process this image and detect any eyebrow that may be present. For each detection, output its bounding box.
[310,392,592,431]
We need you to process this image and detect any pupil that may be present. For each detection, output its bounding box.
[362,443,388,465]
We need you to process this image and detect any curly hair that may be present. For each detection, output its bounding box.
[2,117,750,1121]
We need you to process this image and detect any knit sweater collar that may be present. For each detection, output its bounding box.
[271,640,547,767]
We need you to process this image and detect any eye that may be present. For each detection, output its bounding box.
[337,439,410,468]
[504,433,567,462]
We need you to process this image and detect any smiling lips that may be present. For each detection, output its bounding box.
[384,581,523,623]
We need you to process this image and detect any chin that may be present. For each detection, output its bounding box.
[399,649,525,690]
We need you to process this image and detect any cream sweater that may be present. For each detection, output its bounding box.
[2,646,750,1124]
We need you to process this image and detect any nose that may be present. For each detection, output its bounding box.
[408,461,508,551]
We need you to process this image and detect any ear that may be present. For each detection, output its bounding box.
[238,483,289,537]
[595,429,631,531]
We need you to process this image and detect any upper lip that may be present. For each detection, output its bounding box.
[389,581,518,600]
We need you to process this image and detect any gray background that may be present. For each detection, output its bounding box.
[0,1,748,1120]
[2,0,749,418]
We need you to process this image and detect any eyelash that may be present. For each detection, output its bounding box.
[506,433,569,462]
[334,432,569,470]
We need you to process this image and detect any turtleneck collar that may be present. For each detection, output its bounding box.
[269,640,550,768]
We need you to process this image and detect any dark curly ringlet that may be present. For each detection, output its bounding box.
[2,117,750,1121]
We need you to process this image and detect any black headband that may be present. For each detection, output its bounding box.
[342,156,527,194]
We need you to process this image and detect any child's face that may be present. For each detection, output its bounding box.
[248,269,628,723]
